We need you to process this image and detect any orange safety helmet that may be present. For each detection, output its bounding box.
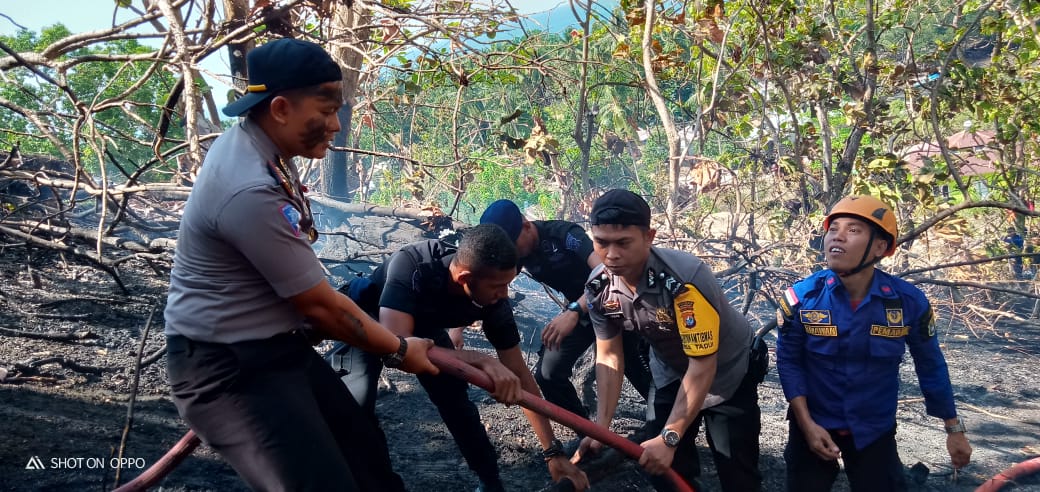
[823,195,899,257]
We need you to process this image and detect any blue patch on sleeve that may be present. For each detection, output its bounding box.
[565,232,581,251]
[280,203,301,237]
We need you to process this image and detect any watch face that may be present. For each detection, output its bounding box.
[662,429,680,447]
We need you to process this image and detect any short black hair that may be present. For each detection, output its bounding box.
[455,224,518,276]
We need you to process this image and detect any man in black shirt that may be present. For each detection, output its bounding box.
[330,224,588,492]
[480,200,651,424]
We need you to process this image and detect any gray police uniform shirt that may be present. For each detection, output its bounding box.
[587,247,752,408]
[164,119,326,343]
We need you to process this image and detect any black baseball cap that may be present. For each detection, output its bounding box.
[479,199,523,243]
[590,189,651,227]
[222,38,343,117]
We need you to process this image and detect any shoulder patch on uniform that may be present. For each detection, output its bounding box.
[565,232,581,252]
[779,287,799,318]
[918,307,936,338]
[673,283,720,357]
[280,203,302,237]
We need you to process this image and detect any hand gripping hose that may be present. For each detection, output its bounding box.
[113,346,694,492]
[425,346,694,492]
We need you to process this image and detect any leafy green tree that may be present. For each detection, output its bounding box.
[0,24,181,178]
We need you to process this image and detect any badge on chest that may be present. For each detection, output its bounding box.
[603,297,624,319]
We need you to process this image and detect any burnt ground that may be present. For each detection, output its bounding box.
[1,217,1039,491]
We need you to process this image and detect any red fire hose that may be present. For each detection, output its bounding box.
[975,456,1040,492]
[425,346,694,492]
[113,430,201,491]
[114,346,694,492]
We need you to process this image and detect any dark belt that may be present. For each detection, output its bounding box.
[167,330,310,352]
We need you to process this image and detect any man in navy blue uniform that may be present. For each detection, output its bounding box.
[479,200,651,425]
[776,195,972,491]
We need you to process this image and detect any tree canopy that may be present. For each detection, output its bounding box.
[0,0,1038,321]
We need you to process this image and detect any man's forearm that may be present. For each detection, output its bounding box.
[518,371,559,449]
[295,283,400,355]
[594,339,624,428]
[788,396,815,428]
[664,358,715,435]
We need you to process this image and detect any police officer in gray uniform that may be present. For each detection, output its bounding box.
[479,199,651,425]
[573,189,762,492]
[164,38,437,491]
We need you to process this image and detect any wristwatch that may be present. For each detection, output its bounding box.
[542,438,565,461]
[381,336,408,368]
[945,418,967,434]
[661,428,681,448]
[565,301,582,313]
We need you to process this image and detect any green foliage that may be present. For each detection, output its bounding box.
[0,24,179,177]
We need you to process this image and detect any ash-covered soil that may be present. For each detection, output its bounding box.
[1,221,1039,492]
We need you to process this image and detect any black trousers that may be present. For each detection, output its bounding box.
[534,315,652,422]
[644,368,762,492]
[337,330,503,488]
[167,332,406,492]
[784,419,907,492]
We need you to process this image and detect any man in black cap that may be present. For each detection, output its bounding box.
[572,189,763,492]
[165,38,437,491]
[479,200,651,430]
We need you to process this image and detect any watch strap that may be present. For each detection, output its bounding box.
[565,301,582,313]
[542,438,565,461]
[381,336,407,368]
[945,418,966,434]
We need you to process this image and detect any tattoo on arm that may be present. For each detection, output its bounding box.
[341,312,367,344]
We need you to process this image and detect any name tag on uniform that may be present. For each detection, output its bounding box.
[805,325,838,337]
[870,325,909,338]
[800,310,831,325]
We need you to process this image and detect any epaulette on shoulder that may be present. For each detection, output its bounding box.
[586,272,610,296]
